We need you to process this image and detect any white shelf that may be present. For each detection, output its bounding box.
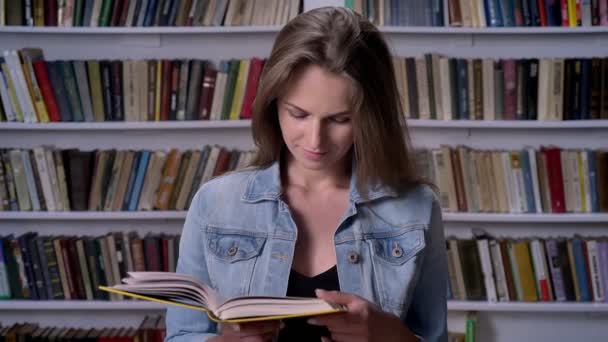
[1,26,607,35]
[448,301,608,312]
[2,120,607,131]
[2,211,608,223]
[0,300,166,310]
[1,300,607,312]
[0,26,283,34]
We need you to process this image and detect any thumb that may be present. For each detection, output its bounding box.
[315,289,356,307]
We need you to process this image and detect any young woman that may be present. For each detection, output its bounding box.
[166,6,447,342]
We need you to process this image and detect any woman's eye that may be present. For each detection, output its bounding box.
[288,110,307,119]
[331,116,350,123]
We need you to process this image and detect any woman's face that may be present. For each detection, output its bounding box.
[277,64,354,172]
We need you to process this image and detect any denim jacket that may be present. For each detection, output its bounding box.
[165,162,448,342]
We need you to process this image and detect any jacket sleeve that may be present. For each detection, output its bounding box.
[404,197,448,342]
[165,188,219,342]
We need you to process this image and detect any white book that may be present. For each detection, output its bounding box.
[33,147,56,212]
[537,59,550,121]
[476,0,486,27]
[44,149,62,211]
[586,240,605,302]
[489,240,509,301]
[477,239,497,302]
[210,72,227,121]
[9,150,31,211]
[4,51,37,123]
[101,271,343,323]
[581,0,592,26]
[530,240,549,300]
[201,145,221,184]
[125,0,139,26]
[482,59,495,120]
[449,240,467,299]
[20,150,41,211]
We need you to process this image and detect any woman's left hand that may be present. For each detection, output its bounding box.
[309,289,418,342]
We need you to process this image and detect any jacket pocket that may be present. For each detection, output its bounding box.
[370,225,426,312]
[205,226,267,298]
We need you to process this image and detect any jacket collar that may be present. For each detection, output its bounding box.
[242,160,397,204]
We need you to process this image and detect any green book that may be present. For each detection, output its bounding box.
[73,0,84,26]
[221,60,240,121]
[59,61,85,122]
[344,0,354,9]
[465,312,477,342]
[98,0,115,27]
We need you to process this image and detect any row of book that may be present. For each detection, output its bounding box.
[0,146,255,212]
[447,235,608,303]
[1,146,607,214]
[417,146,608,213]
[0,0,302,27]
[393,55,608,121]
[346,0,608,27]
[0,49,267,123]
[0,231,180,300]
[0,316,165,342]
[3,48,608,123]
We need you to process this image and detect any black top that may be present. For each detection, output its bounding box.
[276,265,340,342]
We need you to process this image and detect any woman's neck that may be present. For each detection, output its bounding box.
[282,154,351,193]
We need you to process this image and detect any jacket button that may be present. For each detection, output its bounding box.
[392,246,404,258]
[227,246,238,256]
[347,251,360,264]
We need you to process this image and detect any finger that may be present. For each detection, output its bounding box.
[308,314,354,330]
[315,289,360,308]
[321,337,333,342]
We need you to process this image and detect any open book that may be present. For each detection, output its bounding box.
[99,272,345,323]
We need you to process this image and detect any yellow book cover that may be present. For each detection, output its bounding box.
[568,0,577,27]
[229,59,250,121]
[577,151,587,213]
[99,272,344,324]
[513,240,538,302]
[1,62,24,122]
[86,61,105,122]
[19,50,49,123]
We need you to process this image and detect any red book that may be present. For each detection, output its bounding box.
[197,68,217,120]
[160,60,172,121]
[212,148,231,177]
[161,237,169,272]
[502,59,517,120]
[543,147,566,213]
[240,58,265,119]
[32,61,61,122]
[45,0,58,26]
[538,0,548,26]
[561,0,569,26]
[119,0,131,26]
[110,0,125,27]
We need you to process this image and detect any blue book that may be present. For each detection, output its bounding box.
[168,0,181,26]
[34,236,53,300]
[123,151,142,210]
[144,0,159,27]
[82,0,95,26]
[17,233,38,300]
[571,238,592,302]
[519,150,536,213]
[580,59,591,120]
[0,238,11,298]
[431,0,443,26]
[545,0,561,26]
[485,0,504,27]
[499,0,515,26]
[128,151,151,211]
[46,62,74,121]
[456,59,469,120]
[588,150,599,212]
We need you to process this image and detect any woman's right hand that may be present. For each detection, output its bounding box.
[209,321,281,342]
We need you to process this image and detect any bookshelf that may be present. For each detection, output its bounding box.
[1,1,608,341]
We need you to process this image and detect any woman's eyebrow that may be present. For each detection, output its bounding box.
[283,101,350,116]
